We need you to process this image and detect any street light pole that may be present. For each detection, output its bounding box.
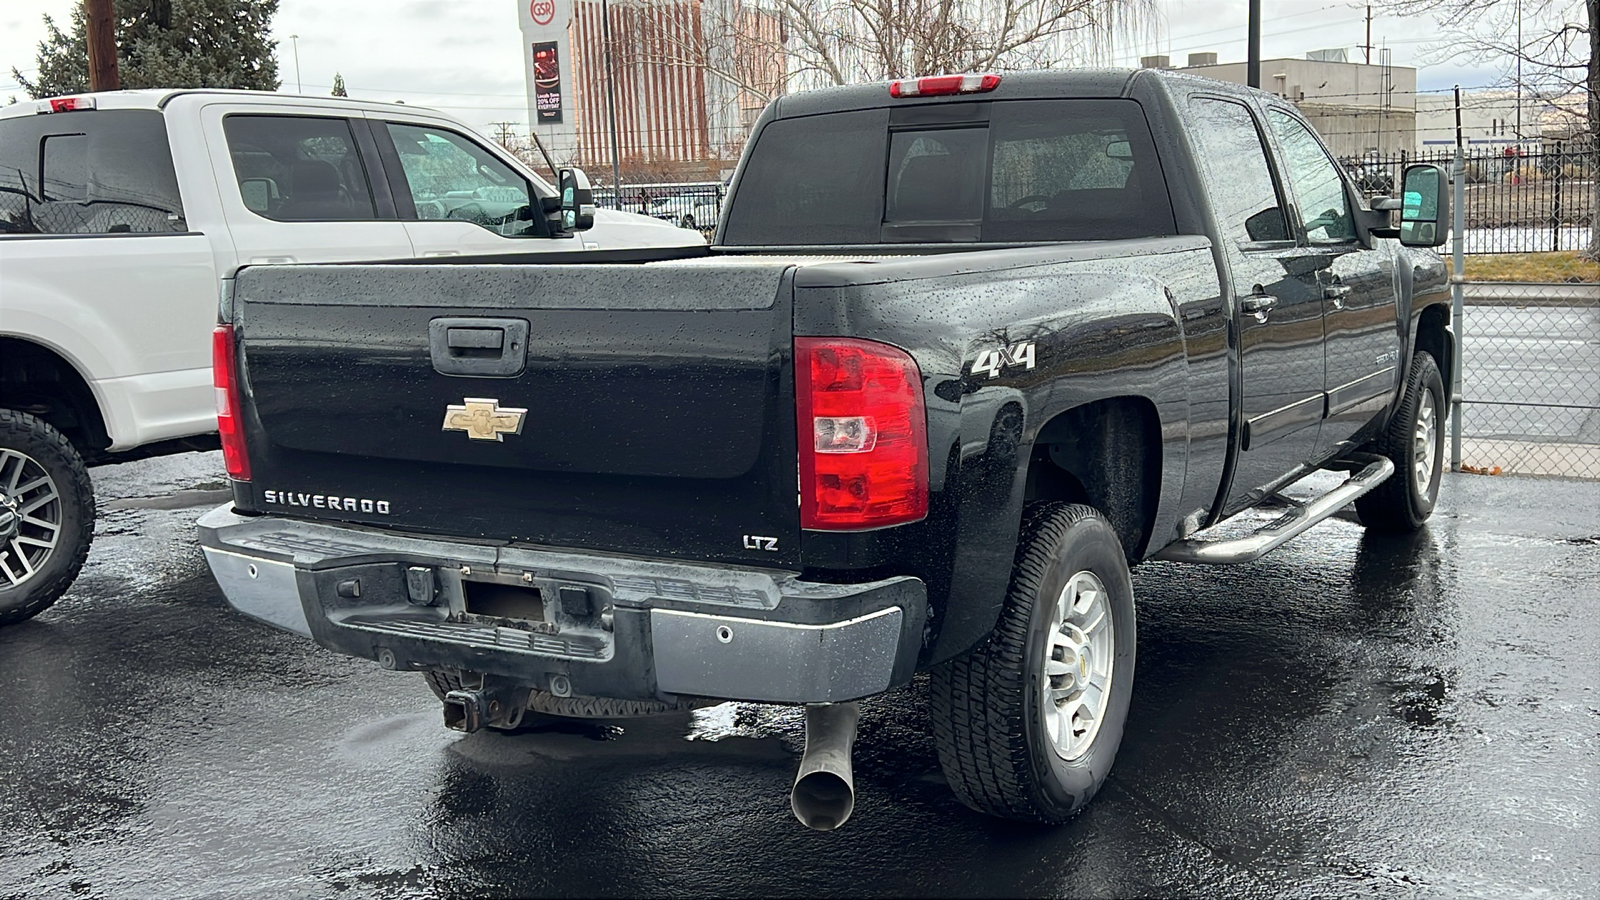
[288,34,302,94]
[601,0,623,209]
[1247,0,1261,88]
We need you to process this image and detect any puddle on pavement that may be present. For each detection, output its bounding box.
[1387,671,1453,728]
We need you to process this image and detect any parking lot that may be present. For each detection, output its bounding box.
[1,451,1595,899]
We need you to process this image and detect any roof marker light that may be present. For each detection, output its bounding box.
[889,74,1001,99]
[40,96,97,114]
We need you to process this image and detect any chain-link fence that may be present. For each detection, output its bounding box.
[1456,283,1600,479]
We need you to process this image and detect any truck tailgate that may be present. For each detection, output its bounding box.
[232,260,802,567]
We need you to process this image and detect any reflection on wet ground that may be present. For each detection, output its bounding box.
[1,452,1595,898]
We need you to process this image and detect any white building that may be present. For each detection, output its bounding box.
[1415,90,1586,152]
[1171,51,1418,158]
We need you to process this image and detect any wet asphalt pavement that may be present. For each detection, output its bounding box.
[1,452,1597,899]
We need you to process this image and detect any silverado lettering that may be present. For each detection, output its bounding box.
[262,490,391,515]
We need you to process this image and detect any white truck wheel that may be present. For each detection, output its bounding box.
[0,409,95,627]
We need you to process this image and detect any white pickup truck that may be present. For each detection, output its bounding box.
[0,89,701,626]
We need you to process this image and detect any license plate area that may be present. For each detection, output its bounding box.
[462,576,547,624]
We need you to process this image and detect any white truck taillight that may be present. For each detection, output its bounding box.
[795,337,927,530]
[38,96,97,113]
[212,325,251,481]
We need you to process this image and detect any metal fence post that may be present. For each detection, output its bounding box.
[1451,145,1466,471]
[1552,141,1564,252]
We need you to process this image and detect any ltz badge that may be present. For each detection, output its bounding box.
[442,398,527,441]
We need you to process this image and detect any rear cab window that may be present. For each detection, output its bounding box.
[721,99,1176,246]
[222,115,378,221]
[0,108,185,235]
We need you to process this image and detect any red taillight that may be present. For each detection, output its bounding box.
[795,337,927,531]
[212,325,251,481]
[888,73,1001,98]
[42,96,96,113]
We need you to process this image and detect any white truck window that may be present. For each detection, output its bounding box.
[222,115,377,222]
[1,109,186,235]
[383,123,538,236]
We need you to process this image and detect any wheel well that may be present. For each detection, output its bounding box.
[1415,304,1452,405]
[1024,397,1162,562]
[0,338,109,456]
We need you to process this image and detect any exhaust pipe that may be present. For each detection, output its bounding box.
[790,702,860,831]
[442,690,487,733]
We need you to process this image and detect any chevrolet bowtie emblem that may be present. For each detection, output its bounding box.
[442,398,527,441]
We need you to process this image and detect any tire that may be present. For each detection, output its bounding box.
[678,214,696,229]
[1356,351,1445,532]
[930,502,1136,823]
[0,410,95,627]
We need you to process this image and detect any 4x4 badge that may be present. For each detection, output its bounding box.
[442,398,527,442]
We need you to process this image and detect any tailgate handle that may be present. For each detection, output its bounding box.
[446,327,504,351]
[429,317,528,377]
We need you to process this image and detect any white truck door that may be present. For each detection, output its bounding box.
[199,103,414,271]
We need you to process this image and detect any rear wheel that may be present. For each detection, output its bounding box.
[1356,352,1444,532]
[930,502,1136,822]
[678,213,696,230]
[0,410,95,627]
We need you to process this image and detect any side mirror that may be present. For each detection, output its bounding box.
[1398,164,1450,248]
[557,167,595,233]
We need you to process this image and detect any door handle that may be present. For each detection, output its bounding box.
[1240,294,1278,315]
[1323,283,1350,310]
[429,317,528,377]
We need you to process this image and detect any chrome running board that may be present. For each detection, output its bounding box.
[1154,455,1394,564]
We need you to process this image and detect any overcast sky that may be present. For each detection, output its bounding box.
[1,0,1526,136]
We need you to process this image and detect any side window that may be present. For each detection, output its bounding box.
[1186,98,1290,244]
[1268,111,1356,244]
[222,115,377,221]
[2,110,186,235]
[382,123,537,236]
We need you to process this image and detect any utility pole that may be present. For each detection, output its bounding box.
[1360,3,1374,65]
[1247,0,1261,88]
[85,0,119,91]
[1515,1,1523,140]
[490,121,520,148]
[288,34,302,94]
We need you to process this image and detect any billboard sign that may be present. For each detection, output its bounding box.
[532,41,562,124]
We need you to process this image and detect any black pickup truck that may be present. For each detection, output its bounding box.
[199,69,1453,831]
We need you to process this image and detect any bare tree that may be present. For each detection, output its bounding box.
[1385,0,1597,258]
[769,0,1153,87]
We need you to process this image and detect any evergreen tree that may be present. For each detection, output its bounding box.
[331,72,347,97]
[13,0,281,98]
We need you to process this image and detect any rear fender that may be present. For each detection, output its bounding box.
[794,263,1194,665]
